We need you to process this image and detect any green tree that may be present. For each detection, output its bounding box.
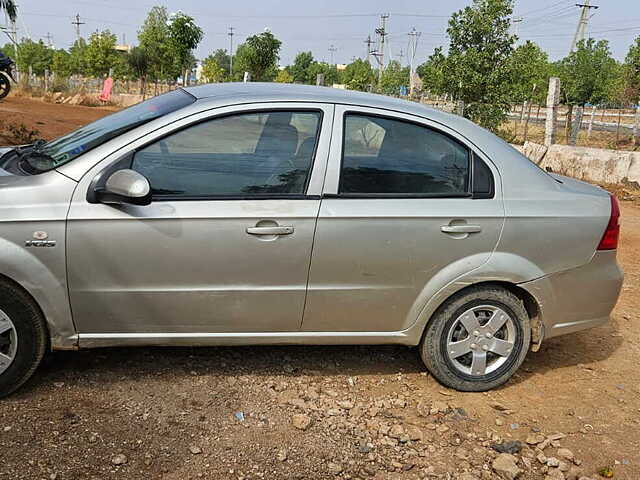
[167,11,203,86]
[379,60,410,95]
[233,31,282,82]
[207,48,231,76]
[308,61,339,86]
[51,49,72,77]
[68,38,88,75]
[127,46,150,94]
[506,41,550,104]
[558,38,618,107]
[138,6,176,84]
[290,51,314,83]
[275,68,293,83]
[341,58,375,91]
[85,30,119,77]
[417,47,447,95]
[621,36,640,105]
[443,0,517,130]
[1,42,16,59]
[201,55,226,83]
[15,39,53,75]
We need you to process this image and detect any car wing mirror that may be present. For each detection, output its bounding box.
[96,169,152,206]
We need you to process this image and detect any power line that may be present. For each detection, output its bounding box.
[520,5,576,25]
[516,0,574,17]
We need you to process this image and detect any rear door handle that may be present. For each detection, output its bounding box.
[440,225,482,234]
[246,226,294,235]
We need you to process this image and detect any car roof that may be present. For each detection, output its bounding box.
[183,82,441,119]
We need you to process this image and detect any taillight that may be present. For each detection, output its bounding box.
[597,194,620,251]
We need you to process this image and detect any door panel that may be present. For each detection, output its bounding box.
[67,200,319,333]
[302,106,504,333]
[67,103,334,334]
[302,198,503,332]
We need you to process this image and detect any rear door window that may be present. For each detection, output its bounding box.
[341,114,470,195]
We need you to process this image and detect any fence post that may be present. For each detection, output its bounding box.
[523,101,534,143]
[544,77,561,146]
[633,107,640,146]
[587,105,597,141]
[569,106,583,146]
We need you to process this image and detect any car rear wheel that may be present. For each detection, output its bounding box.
[0,281,48,398]
[420,286,531,392]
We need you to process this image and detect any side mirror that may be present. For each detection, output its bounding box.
[96,169,152,206]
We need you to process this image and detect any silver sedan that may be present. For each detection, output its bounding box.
[0,83,623,396]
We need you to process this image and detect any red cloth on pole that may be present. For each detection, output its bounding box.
[99,77,113,102]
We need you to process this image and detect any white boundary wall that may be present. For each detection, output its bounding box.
[514,141,640,187]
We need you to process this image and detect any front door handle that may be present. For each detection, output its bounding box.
[440,225,482,234]
[246,226,294,235]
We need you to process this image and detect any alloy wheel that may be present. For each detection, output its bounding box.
[445,305,517,377]
[0,308,18,375]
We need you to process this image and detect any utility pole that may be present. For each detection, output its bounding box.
[364,35,374,61]
[72,14,85,41]
[44,32,53,48]
[397,49,404,65]
[408,27,421,95]
[372,13,389,83]
[570,1,599,53]
[4,9,17,46]
[228,26,234,76]
[328,44,337,65]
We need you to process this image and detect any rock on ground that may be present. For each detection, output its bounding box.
[492,453,522,480]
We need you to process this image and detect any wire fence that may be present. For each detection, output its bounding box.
[420,97,640,151]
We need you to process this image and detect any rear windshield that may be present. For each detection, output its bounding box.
[32,89,195,171]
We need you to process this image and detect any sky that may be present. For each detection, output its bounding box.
[5,0,640,66]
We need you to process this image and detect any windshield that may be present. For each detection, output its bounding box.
[28,89,195,172]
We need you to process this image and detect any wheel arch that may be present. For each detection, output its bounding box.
[0,268,76,351]
[416,280,543,351]
[0,273,51,348]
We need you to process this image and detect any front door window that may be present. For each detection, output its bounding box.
[131,111,322,197]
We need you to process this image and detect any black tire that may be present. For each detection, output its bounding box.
[420,286,531,392]
[0,74,10,100]
[0,281,48,398]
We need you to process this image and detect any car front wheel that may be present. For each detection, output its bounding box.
[0,281,48,398]
[420,286,531,392]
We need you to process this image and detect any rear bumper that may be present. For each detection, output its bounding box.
[519,250,623,341]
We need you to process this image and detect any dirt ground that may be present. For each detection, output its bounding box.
[0,95,115,143]
[0,97,639,480]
